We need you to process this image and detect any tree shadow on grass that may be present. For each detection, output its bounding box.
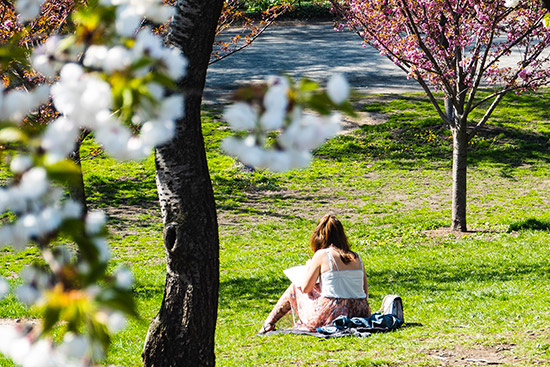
[507,218,550,232]
[318,91,550,171]
[468,125,550,168]
[368,260,550,297]
[85,174,159,208]
[215,191,335,221]
[218,276,290,309]
[316,122,550,171]
[221,259,550,313]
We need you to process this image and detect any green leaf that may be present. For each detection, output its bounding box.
[305,93,333,115]
[45,159,83,187]
[42,306,61,335]
[122,87,134,109]
[337,100,358,118]
[97,288,139,317]
[0,127,29,144]
[150,72,178,90]
[298,78,320,92]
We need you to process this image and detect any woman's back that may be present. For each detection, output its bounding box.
[320,248,366,299]
[319,247,362,273]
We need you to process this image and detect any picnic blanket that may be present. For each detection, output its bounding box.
[259,313,403,339]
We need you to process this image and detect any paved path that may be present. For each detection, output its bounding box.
[204,22,422,102]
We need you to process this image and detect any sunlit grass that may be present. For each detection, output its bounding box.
[1,89,550,366]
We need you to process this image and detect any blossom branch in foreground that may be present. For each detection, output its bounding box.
[222,74,355,172]
[0,0,187,365]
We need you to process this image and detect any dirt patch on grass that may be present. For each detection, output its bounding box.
[102,203,161,237]
[427,344,518,366]
[0,318,37,327]
[216,185,384,229]
[425,228,503,238]
[340,109,386,133]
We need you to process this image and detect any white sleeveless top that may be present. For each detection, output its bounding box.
[320,249,366,299]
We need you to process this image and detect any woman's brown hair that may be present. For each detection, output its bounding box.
[309,214,356,264]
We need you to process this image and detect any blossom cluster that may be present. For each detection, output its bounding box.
[332,0,550,96]
[0,0,184,365]
[34,34,186,163]
[0,328,93,367]
[222,74,350,172]
[14,0,45,22]
[100,0,176,37]
[0,85,50,122]
[0,167,83,250]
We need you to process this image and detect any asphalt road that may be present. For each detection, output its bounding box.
[204,22,422,102]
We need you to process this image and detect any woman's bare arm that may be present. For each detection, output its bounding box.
[301,251,323,293]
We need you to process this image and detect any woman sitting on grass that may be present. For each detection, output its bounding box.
[259,214,371,333]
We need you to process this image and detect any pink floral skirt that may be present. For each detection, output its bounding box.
[264,283,371,331]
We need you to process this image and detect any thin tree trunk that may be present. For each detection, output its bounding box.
[444,98,453,129]
[142,1,224,366]
[451,123,467,232]
[68,132,89,213]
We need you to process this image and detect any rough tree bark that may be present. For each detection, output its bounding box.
[142,1,224,366]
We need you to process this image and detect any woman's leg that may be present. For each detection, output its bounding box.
[259,283,296,333]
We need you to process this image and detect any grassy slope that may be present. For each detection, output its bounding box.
[2,90,550,366]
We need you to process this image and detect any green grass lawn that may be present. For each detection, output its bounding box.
[2,89,550,366]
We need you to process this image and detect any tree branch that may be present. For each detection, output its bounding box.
[398,0,455,97]
[463,19,497,117]
[328,0,413,74]
[482,12,546,74]
[467,93,504,140]
[414,72,451,127]
[210,1,296,65]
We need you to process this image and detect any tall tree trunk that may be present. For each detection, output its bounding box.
[142,1,224,366]
[451,123,468,232]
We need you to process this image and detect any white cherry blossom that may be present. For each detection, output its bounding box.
[15,0,44,22]
[260,108,285,130]
[85,211,107,235]
[158,95,185,121]
[327,73,350,105]
[10,155,33,174]
[224,103,258,131]
[9,332,32,365]
[160,48,188,80]
[107,312,128,333]
[41,116,79,160]
[22,339,59,367]
[114,267,133,290]
[1,90,32,122]
[61,199,83,219]
[263,83,289,113]
[58,333,89,362]
[140,119,176,148]
[16,284,40,305]
[19,167,49,201]
[504,0,520,7]
[31,36,65,78]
